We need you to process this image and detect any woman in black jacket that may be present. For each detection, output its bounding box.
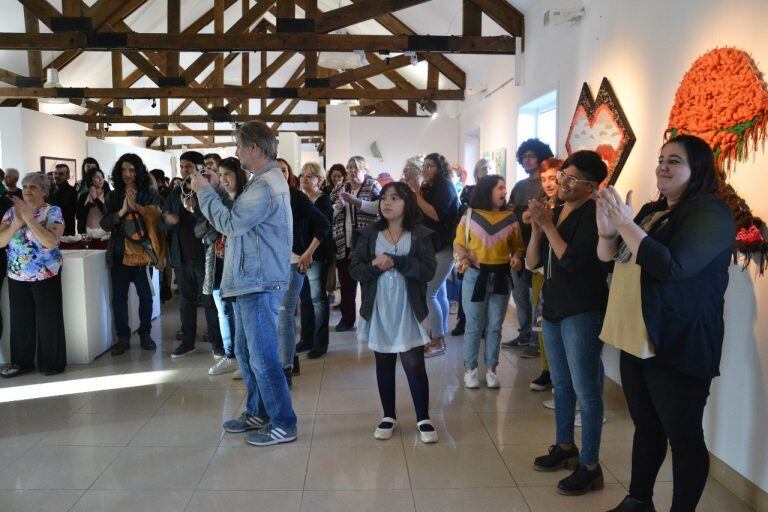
[296,162,335,359]
[597,135,735,512]
[349,182,438,444]
[278,180,330,385]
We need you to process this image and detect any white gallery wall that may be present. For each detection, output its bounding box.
[459,0,768,493]
[86,138,175,180]
[349,115,459,181]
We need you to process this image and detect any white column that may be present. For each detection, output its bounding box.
[278,132,302,176]
[325,103,350,168]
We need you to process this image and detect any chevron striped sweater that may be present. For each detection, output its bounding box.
[454,209,525,265]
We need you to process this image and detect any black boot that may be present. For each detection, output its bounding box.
[295,340,312,353]
[533,444,580,472]
[607,496,657,512]
[139,333,157,351]
[284,368,293,389]
[557,464,604,496]
[307,346,327,359]
[292,355,301,375]
[451,319,465,336]
[110,336,130,356]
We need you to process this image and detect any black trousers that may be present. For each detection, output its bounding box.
[9,275,66,373]
[620,351,712,512]
[375,346,430,421]
[299,259,330,350]
[175,259,222,349]
[336,256,358,327]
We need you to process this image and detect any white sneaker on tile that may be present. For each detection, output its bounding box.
[464,368,480,389]
[485,369,500,389]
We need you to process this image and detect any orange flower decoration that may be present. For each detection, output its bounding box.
[667,47,768,171]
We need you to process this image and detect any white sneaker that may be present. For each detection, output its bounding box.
[417,419,439,444]
[374,417,398,440]
[232,368,242,380]
[464,368,480,389]
[208,357,238,375]
[574,413,607,427]
[485,369,500,389]
[542,399,581,411]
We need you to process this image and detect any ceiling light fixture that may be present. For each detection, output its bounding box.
[39,68,69,104]
[151,98,157,108]
[405,51,418,66]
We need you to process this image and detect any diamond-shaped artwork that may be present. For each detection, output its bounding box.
[565,78,636,187]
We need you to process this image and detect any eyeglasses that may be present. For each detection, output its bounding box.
[557,170,593,187]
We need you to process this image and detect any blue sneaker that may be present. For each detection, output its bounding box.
[245,425,297,446]
[223,412,269,433]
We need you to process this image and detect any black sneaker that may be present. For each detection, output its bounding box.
[501,335,530,349]
[284,368,293,389]
[608,496,657,512]
[335,322,355,332]
[534,444,580,472]
[451,320,465,336]
[292,355,301,374]
[557,464,604,496]
[110,337,130,356]
[295,340,312,353]
[530,371,552,391]
[307,346,327,359]
[171,344,195,359]
[139,333,157,351]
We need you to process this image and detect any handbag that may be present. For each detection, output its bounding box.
[122,209,159,266]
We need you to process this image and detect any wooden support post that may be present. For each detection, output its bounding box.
[427,62,438,92]
[167,0,180,76]
[22,7,42,111]
[62,0,82,17]
[111,51,123,110]
[463,0,482,36]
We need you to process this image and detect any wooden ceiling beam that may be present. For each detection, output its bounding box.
[16,0,60,30]
[60,114,323,123]
[88,129,323,137]
[0,33,517,54]
[326,53,412,88]
[468,0,524,38]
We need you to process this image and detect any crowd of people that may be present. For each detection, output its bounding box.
[0,122,736,511]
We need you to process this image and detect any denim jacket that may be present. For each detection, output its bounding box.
[196,161,293,298]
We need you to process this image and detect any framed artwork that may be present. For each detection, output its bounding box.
[565,77,636,186]
[40,156,77,185]
[482,148,507,181]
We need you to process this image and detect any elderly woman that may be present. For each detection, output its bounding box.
[0,172,67,378]
[598,135,735,512]
[332,156,382,331]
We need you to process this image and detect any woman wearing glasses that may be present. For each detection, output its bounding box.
[526,150,609,496]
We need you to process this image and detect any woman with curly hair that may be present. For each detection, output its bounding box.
[409,153,460,357]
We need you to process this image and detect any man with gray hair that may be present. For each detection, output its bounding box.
[4,168,22,199]
[191,120,297,447]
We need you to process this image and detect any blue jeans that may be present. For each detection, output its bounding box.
[299,259,330,349]
[277,264,305,369]
[542,311,605,466]
[511,268,533,342]
[233,292,297,430]
[212,289,235,357]
[461,267,510,369]
[426,247,454,338]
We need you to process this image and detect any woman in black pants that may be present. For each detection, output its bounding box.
[597,135,735,512]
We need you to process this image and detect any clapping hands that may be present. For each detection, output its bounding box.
[595,186,634,236]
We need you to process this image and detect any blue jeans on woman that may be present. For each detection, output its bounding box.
[426,247,454,337]
[278,264,305,369]
[299,259,330,350]
[212,289,235,357]
[461,267,510,369]
[542,311,605,466]
[232,292,297,430]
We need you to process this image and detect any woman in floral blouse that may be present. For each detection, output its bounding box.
[0,172,66,378]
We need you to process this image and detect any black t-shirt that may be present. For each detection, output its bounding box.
[178,206,201,263]
[540,199,609,322]
[421,177,460,251]
[509,176,543,246]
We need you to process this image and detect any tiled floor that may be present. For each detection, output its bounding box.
[0,299,755,511]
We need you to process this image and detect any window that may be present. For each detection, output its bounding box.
[516,90,557,182]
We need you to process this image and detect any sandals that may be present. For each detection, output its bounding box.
[374,417,398,440]
[0,365,27,379]
[417,419,439,444]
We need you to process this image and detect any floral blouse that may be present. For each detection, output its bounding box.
[1,204,64,282]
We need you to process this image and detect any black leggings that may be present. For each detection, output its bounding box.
[620,351,712,512]
[375,346,430,421]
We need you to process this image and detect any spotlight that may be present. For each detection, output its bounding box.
[151,98,157,108]
[431,112,438,119]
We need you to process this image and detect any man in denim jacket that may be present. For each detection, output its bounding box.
[191,120,297,446]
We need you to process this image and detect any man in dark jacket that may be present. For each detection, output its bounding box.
[160,151,222,359]
[49,164,78,235]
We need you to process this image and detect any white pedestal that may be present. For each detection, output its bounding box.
[0,250,161,365]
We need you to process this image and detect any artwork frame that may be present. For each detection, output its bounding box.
[40,156,77,185]
[482,148,507,181]
[565,77,636,186]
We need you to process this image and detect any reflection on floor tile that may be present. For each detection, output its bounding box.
[0,300,753,511]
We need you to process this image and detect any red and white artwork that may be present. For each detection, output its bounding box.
[565,78,636,187]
